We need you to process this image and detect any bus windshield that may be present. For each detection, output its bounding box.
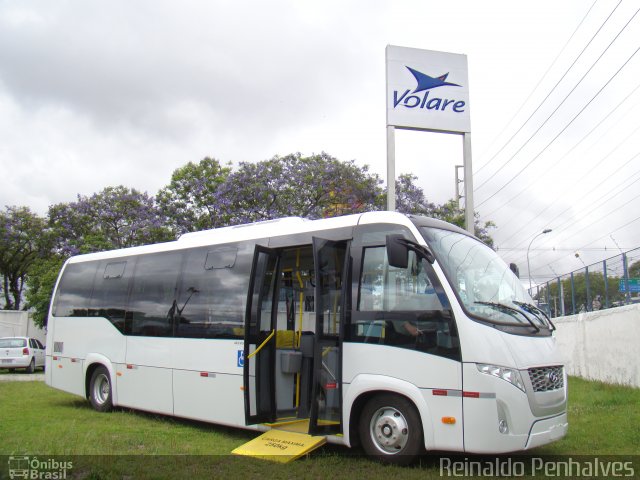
[419,227,551,333]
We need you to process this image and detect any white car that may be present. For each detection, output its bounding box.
[0,337,45,373]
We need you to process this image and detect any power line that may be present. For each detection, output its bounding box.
[498,168,640,264]
[482,82,640,220]
[474,0,625,190]
[474,0,599,175]
[500,166,640,266]
[529,221,640,276]
[516,157,640,252]
[524,186,640,266]
[490,118,640,248]
[577,214,640,250]
[476,40,640,208]
[497,161,640,268]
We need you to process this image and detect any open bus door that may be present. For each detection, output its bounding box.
[243,246,279,425]
[309,238,350,435]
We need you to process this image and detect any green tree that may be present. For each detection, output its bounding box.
[0,206,51,310]
[628,259,640,279]
[157,157,232,235]
[537,271,626,316]
[25,256,65,328]
[432,199,496,247]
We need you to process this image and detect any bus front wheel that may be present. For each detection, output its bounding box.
[89,366,113,412]
[359,393,423,465]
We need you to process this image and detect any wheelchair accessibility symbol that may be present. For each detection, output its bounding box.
[237,350,244,368]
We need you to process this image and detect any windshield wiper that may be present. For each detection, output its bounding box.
[512,301,555,331]
[474,301,540,333]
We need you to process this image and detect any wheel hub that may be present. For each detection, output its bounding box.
[369,407,410,454]
[94,374,110,404]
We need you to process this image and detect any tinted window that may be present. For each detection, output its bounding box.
[89,259,134,333]
[104,261,126,279]
[352,246,460,361]
[35,339,45,349]
[128,252,183,337]
[53,261,98,317]
[176,242,254,339]
[205,247,237,269]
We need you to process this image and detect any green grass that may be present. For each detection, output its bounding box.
[0,376,638,479]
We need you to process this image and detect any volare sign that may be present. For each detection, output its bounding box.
[386,45,471,133]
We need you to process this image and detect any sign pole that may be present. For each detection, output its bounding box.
[387,125,396,211]
[463,132,474,234]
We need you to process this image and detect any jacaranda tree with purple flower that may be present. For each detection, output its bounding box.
[49,185,173,255]
[216,152,384,225]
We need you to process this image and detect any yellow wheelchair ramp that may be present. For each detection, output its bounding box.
[231,429,327,463]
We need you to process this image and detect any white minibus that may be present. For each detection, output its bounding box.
[46,211,567,463]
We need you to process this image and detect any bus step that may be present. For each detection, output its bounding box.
[231,430,326,463]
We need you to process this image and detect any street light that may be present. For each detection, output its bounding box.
[527,229,552,294]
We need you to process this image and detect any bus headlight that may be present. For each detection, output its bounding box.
[477,364,525,392]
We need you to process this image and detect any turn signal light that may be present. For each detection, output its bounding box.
[442,417,456,425]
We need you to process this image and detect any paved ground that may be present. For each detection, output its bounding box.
[0,371,45,381]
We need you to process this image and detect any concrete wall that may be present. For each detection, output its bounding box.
[0,311,47,344]
[554,303,640,388]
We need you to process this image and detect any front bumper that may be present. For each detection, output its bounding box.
[524,412,568,450]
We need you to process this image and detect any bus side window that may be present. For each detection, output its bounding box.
[53,261,99,318]
[128,252,183,337]
[89,259,133,333]
[354,246,459,360]
[175,242,254,339]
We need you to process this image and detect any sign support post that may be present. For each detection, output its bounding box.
[386,125,396,211]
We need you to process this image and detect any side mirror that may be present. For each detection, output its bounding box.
[509,262,520,278]
[386,234,409,269]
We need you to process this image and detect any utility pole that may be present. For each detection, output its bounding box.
[463,133,474,234]
[454,165,464,208]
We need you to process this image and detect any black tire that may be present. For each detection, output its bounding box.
[359,393,424,465]
[89,366,113,412]
[26,358,35,374]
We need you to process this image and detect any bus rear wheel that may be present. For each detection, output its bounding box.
[359,393,423,465]
[89,366,113,412]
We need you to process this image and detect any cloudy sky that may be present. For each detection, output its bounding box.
[1,0,638,282]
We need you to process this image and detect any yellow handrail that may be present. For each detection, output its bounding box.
[246,330,275,360]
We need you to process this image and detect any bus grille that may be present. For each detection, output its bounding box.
[528,366,564,392]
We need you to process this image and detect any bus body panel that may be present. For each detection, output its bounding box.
[342,343,462,391]
[51,356,85,397]
[46,316,126,398]
[342,343,463,452]
[173,368,246,427]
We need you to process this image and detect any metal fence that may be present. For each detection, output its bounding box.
[529,247,640,318]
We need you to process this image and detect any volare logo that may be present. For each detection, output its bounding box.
[393,66,466,113]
